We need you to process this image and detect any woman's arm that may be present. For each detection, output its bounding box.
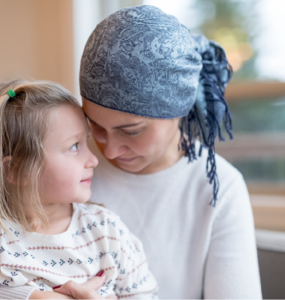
[54,275,117,300]
[0,280,72,299]
[29,290,72,299]
[0,286,35,300]
[203,173,262,299]
[0,272,109,300]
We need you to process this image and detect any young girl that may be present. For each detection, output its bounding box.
[0,80,158,299]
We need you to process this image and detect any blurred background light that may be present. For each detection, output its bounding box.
[143,0,285,82]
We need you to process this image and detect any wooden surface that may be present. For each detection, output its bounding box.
[0,0,75,94]
[215,133,285,160]
[222,82,285,231]
[225,82,285,101]
[250,194,285,232]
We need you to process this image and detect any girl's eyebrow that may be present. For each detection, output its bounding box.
[84,113,143,129]
[64,132,86,142]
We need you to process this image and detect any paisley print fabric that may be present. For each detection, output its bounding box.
[80,5,203,118]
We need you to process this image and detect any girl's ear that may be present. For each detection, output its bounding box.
[2,156,28,186]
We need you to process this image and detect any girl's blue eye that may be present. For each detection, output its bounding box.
[70,143,78,152]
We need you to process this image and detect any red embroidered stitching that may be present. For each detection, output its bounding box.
[26,236,119,251]
[7,240,20,245]
[120,248,135,262]
[78,210,108,220]
[25,277,53,285]
[116,260,147,281]
[1,264,115,279]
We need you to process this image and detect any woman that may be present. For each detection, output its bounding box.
[0,5,261,299]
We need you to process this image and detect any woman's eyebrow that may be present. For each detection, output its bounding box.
[84,113,97,125]
[84,113,143,129]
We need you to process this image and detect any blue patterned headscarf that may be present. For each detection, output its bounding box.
[80,5,233,205]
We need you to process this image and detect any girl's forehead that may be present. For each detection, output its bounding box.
[47,105,87,137]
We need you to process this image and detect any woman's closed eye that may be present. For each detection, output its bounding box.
[70,143,79,152]
[122,130,142,136]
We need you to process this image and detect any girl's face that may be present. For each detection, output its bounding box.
[83,99,182,174]
[39,105,98,205]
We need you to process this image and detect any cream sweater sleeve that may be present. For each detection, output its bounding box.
[204,173,262,299]
[0,286,35,300]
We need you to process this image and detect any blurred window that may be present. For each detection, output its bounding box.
[119,0,143,8]
[141,0,285,197]
[217,84,285,196]
[143,0,285,82]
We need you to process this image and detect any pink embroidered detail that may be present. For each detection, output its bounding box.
[25,277,53,285]
[7,240,20,245]
[120,248,135,262]
[78,210,111,220]
[1,263,114,279]
[116,260,147,281]
[103,266,115,272]
[26,236,119,251]
[1,232,20,244]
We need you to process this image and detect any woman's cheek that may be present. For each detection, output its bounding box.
[90,124,106,144]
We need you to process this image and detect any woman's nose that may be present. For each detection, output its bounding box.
[104,135,126,160]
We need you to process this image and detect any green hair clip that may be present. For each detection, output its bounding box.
[7,89,16,98]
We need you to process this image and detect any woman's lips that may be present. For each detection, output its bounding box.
[116,156,137,163]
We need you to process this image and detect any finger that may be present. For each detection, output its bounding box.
[54,272,106,299]
[82,271,106,290]
[55,281,99,299]
[106,296,118,300]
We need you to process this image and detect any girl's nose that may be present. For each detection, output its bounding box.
[85,149,98,169]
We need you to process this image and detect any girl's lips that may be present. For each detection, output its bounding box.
[80,179,91,184]
[80,175,93,184]
[116,156,137,163]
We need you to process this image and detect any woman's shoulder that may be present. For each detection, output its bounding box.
[215,152,243,182]
[182,147,247,208]
[182,145,244,187]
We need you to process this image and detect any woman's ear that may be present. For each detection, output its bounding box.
[2,156,28,186]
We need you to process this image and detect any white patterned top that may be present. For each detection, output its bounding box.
[0,203,158,299]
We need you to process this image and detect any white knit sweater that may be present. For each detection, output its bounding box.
[88,139,262,299]
[0,139,262,299]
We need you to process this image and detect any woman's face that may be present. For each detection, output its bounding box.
[83,98,182,174]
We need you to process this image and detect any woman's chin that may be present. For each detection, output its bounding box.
[116,160,155,174]
[116,160,146,174]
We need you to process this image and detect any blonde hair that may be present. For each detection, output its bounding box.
[0,79,79,232]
